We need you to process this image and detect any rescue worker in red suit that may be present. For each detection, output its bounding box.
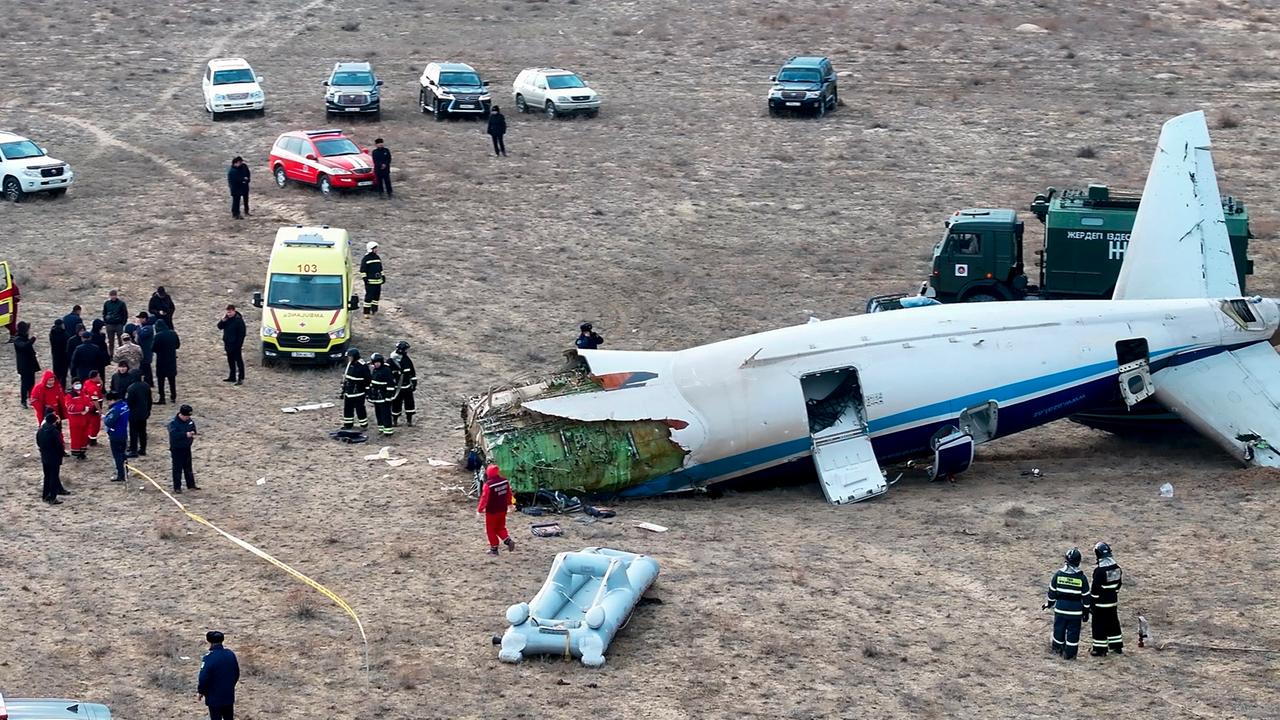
[477,465,517,556]
[64,381,94,459]
[29,370,66,426]
[82,371,104,446]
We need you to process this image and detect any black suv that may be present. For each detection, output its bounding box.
[767,56,837,117]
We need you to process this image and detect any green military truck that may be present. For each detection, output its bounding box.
[922,184,1253,302]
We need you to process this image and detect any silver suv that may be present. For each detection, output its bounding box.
[0,692,113,719]
[324,61,382,117]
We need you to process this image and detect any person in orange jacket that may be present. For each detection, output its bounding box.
[29,370,66,426]
[477,465,516,556]
[64,381,94,459]
[82,371,104,445]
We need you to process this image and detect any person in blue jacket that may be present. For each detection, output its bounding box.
[197,630,240,720]
[103,392,130,482]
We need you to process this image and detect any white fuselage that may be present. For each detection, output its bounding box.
[608,297,1278,496]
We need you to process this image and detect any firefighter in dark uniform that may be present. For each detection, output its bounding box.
[389,340,416,426]
[368,352,396,436]
[1043,547,1091,660]
[340,348,370,429]
[1089,541,1124,655]
[359,241,384,316]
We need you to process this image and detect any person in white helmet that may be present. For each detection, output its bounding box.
[359,241,384,316]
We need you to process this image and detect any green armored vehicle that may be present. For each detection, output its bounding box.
[922,184,1253,302]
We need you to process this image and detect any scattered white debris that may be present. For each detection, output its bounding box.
[364,446,394,461]
[179,656,191,661]
[636,522,668,533]
[1015,23,1048,33]
[386,458,409,468]
[1159,482,1174,498]
[1152,72,1181,81]
[440,485,465,492]
[427,458,455,468]
[256,477,267,485]
[807,316,821,324]
[282,402,335,414]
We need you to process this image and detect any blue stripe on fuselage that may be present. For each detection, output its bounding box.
[617,342,1245,498]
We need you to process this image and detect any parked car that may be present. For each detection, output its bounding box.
[202,57,265,119]
[0,131,74,202]
[767,56,837,117]
[512,68,601,118]
[324,61,382,117]
[418,62,491,120]
[268,129,376,195]
[0,691,113,719]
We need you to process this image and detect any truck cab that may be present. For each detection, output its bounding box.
[925,209,1026,302]
[252,226,360,366]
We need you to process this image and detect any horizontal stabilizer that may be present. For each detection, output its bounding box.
[1153,342,1280,466]
[1114,110,1240,300]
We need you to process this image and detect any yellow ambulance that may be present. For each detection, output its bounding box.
[252,225,359,365]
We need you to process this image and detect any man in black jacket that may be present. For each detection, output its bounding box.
[227,156,251,219]
[70,329,102,382]
[167,403,198,492]
[13,321,39,407]
[152,319,180,404]
[126,372,152,457]
[102,289,128,356]
[135,312,156,387]
[389,340,416,426]
[217,305,246,385]
[340,347,370,430]
[198,630,240,720]
[37,411,67,504]
[109,360,135,399]
[49,319,69,389]
[368,353,396,436]
[149,286,176,328]
[372,138,392,198]
[486,106,507,156]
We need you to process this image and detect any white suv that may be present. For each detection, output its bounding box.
[202,57,265,119]
[512,68,600,118]
[0,131,74,202]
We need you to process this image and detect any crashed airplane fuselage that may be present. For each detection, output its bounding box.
[463,111,1280,503]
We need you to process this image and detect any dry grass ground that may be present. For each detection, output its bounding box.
[2,1,1279,718]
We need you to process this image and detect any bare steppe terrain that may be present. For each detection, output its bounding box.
[2,1,1279,718]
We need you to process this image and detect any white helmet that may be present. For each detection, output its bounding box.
[366,241,379,252]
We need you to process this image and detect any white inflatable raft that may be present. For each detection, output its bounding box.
[499,547,659,667]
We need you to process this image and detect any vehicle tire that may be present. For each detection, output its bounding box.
[964,293,1000,303]
[515,94,528,113]
[768,105,779,117]
[545,101,558,119]
[816,99,825,118]
[47,188,67,198]
[209,106,219,122]
[318,174,332,196]
[419,89,429,114]
[586,110,599,119]
[3,176,24,203]
[433,98,445,121]
[262,355,278,368]
[274,166,288,188]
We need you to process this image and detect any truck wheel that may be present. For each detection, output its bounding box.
[419,89,429,114]
[816,99,826,118]
[545,101,558,119]
[515,95,527,113]
[318,174,332,195]
[964,293,1000,303]
[274,166,288,188]
[3,176,23,203]
[433,98,446,121]
[47,188,67,198]
[262,355,278,368]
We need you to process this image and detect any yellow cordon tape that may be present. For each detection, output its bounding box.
[126,463,370,676]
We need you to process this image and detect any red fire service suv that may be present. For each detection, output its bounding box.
[268,129,377,195]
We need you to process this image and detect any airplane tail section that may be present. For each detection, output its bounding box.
[1113,110,1240,300]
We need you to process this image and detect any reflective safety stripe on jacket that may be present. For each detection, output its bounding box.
[1046,568,1091,615]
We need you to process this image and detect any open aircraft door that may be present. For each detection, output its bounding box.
[0,261,14,336]
[801,367,887,504]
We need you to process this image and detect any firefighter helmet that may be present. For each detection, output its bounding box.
[1094,541,1112,560]
[1064,547,1082,566]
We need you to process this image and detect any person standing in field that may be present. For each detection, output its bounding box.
[126,370,152,458]
[197,630,240,720]
[149,286,176,328]
[102,289,128,356]
[13,321,38,408]
[478,464,516,556]
[152,319,180,404]
[486,106,507,157]
[49,318,70,389]
[37,410,68,504]
[227,156,251,219]
[217,305,246,385]
[29,370,66,427]
[103,391,130,483]
[372,138,393,198]
[167,403,199,492]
